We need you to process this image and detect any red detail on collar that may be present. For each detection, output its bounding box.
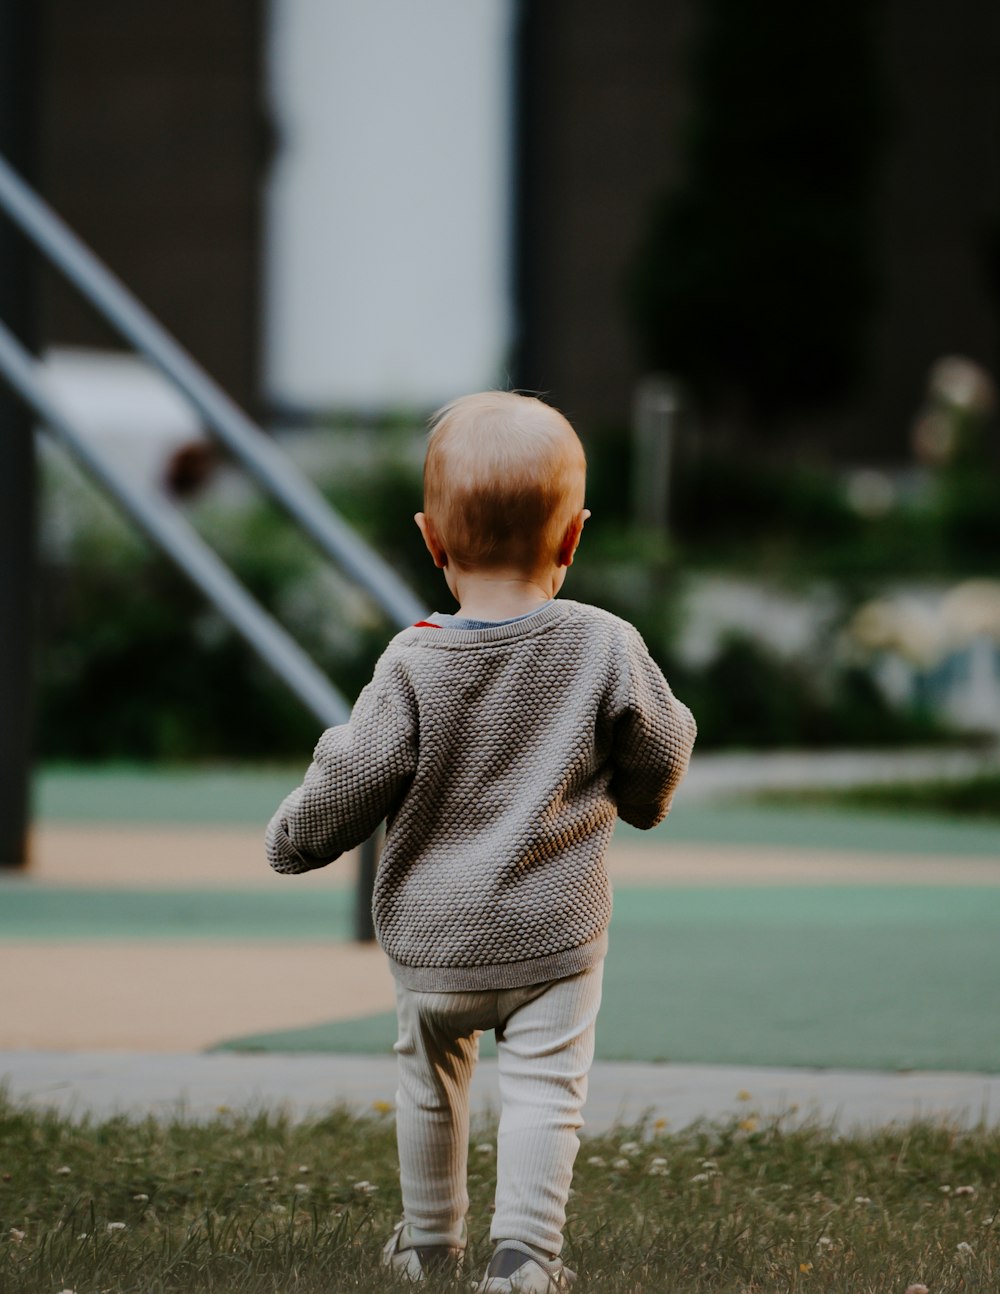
[412,620,441,629]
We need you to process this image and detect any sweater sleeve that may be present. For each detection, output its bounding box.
[265,652,417,874]
[609,629,697,830]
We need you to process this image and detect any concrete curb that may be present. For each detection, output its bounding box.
[3,1051,998,1134]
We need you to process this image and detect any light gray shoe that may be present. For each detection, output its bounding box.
[475,1240,576,1293]
[381,1220,465,1282]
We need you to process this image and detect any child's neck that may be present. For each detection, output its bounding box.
[449,567,559,621]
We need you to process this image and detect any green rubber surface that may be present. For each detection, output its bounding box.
[5,875,998,1070]
[33,765,1000,855]
[19,766,1000,1071]
[0,886,354,941]
[210,886,1000,1072]
[35,765,302,826]
[623,807,1000,857]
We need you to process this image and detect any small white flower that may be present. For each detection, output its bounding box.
[612,1157,631,1170]
[700,1160,718,1170]
[56,1166,71,1176]
[294,1183,309,1194]
[76,1234,88,1241]
[297,1165,310,1174]
[940,1184,952,1194]
[954,1185,976,1197]
[353,1180,378,1196]
[619,1141,641,1156]
[854,1196,872,1206]
[56,1289,77,1294]
[586,1156,605,1167]
[106,1222,126,1233]
[817,1236,834,1249]
[690,1172,711,1184]
[956,1241,974,1256]
[475,1143,494,1156]
[983,1216,995,1226]
[904,1285,929,1294]
[9,1228,25,1245]
[132,1194,149,1203]
[647,1159,668,1177]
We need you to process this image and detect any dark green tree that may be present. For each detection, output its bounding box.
[630,0,885,434]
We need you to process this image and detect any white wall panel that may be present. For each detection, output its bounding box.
[265,0,515,410]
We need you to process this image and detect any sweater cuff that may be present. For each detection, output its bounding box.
[265,815,333,874]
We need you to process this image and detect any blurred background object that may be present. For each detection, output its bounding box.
[40,349,212,496]
[0,0,998,777]
[0,0,38,870]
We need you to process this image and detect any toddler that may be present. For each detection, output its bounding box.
[266,391,696,1292]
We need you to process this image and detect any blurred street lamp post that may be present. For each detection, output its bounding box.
[0,0,37,869]
[631,374,680,537]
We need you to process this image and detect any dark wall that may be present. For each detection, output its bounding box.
[518,0,1000,454]
[37,0,265,409]
[867,0,1000,455]
[515,0,697,429]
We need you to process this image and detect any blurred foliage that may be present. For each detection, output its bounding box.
[569,527,954,754]
[35,426,986,763]
[36,451,398,762]
[664,638,950,750]
[754,772,1000,818]
[585,427,1000,579]
[628,0,883,429]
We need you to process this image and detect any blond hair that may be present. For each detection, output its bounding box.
[424,392,586,570]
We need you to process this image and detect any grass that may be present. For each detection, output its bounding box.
[750,773,1000,820]
[1,1097,998,1293]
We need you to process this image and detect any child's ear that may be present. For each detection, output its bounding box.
[557,508,590,568]
[415,512,448,569]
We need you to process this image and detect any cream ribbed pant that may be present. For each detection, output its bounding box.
[392,963,603,1257]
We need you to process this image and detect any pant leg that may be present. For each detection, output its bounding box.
[393,982,494,1245]
[491,962,604,1256]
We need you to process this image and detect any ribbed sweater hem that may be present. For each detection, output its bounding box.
[386,931,608,993]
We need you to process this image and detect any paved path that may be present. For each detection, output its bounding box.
[30,746,1000,826]
[4,1051,1000,1134]
[678,744,1000,800]
[4,1050,1000,1134]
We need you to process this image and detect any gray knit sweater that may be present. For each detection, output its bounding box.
[266,599,696,991]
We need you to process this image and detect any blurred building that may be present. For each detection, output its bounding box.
[35,0,266,411]
[24,0,1000,451]
[32,0,515,418]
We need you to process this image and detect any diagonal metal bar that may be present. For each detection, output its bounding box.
[0,152,424,629]
[0,318,351,728]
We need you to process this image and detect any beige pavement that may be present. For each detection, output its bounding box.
[25,824,352,889]
[26,823,1000,890]
[0,941,394,1051]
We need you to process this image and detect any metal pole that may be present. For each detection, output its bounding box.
[0,0,37,868]
[0,320,351,730]
[0,152,424,631]
[631,374,680,536]
[355,829,382,942]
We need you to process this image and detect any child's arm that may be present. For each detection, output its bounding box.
[265,656,416,874]
[610,631,697,830]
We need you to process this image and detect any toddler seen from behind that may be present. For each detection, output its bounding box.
[266,391,696,1291]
